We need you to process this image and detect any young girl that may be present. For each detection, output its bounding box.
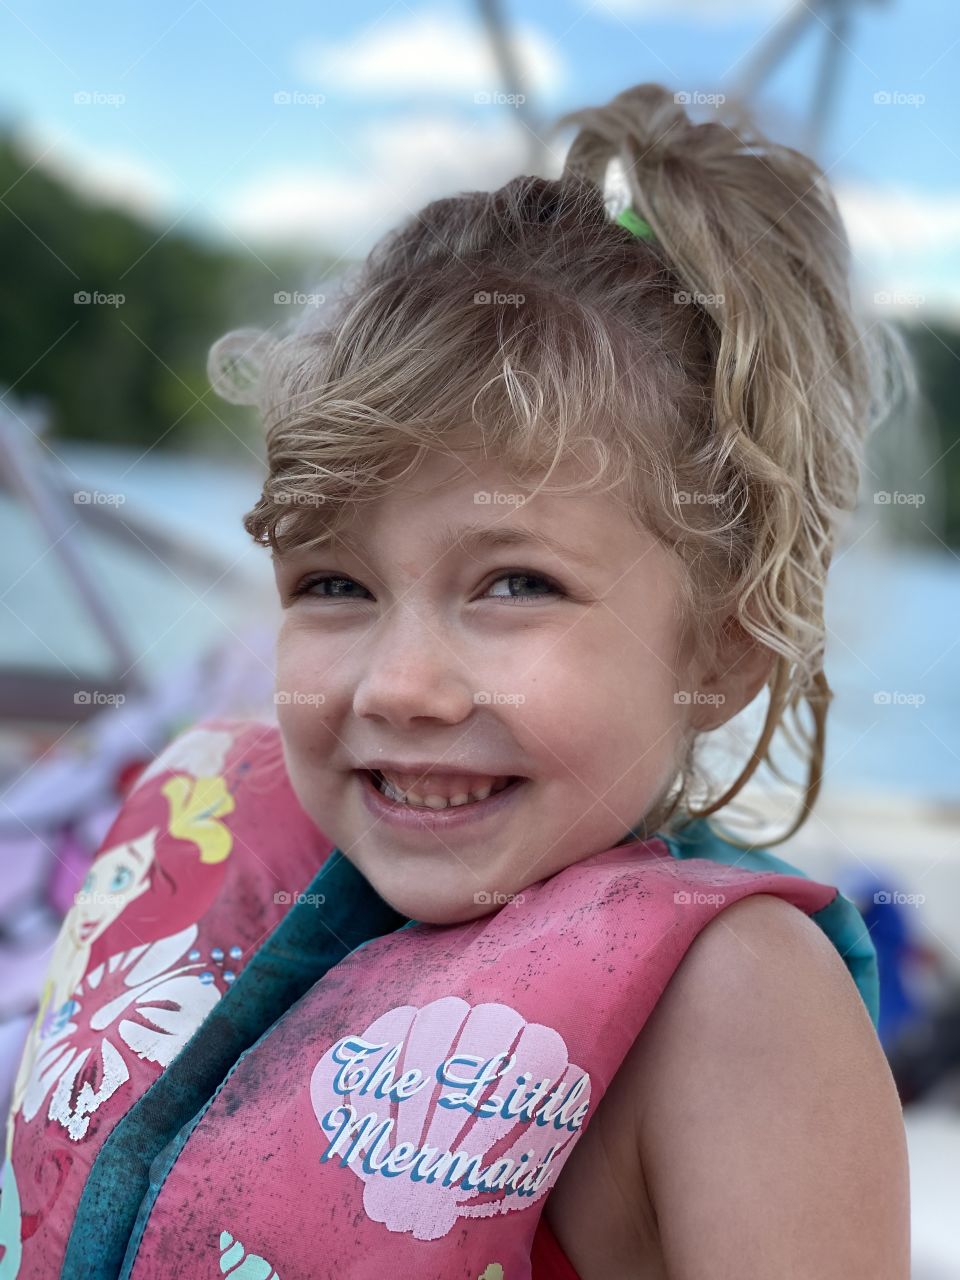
[1,82,910,1278]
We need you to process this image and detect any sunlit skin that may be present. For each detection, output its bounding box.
[273,447,772,926]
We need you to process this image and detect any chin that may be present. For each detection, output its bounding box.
[364,869,501,928]
[394,892,498,928]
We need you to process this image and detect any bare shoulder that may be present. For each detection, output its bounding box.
[626,892,911,1280]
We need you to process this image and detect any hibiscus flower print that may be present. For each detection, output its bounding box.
[19,925,221,1142]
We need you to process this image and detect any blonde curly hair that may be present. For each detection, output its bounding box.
[208,82,911,848]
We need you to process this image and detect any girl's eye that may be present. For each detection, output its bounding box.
[484,571,563,603]
[289,575,372,601]
[287,570,564,604]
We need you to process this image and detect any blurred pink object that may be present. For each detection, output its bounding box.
[47,828,94,918]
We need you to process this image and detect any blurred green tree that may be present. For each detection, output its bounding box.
[900,321,960,546]
[0,130,336,457]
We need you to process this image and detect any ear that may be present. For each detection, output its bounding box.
[685,617,775,732]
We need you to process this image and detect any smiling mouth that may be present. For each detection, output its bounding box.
[365,769,523,810]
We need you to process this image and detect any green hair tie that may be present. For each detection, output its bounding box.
[615,206,656,241]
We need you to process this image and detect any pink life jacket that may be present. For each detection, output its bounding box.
[0,717,878,1280]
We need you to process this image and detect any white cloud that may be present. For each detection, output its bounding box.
[587,0,790,21]
[11,119,176,222]
[290,8,565,99]
[224,112,555,253]
[836,181,960,321]
[837,181,960,256]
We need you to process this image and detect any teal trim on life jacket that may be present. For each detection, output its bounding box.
[61,849,407,1280]
[119,985,301,1279]
[655,816,880,1030]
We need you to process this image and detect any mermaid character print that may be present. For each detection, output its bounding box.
[8,727,241,1135]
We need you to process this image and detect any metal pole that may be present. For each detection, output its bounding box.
[0,397,148,696]
[475,0,549,174]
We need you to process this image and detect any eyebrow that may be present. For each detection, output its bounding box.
[434,522,599,568]
[275,521,600,569]
[273,519,601,570]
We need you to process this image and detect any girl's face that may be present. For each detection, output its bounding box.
[273,448,719,925]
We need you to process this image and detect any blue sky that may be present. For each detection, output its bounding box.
[2,0,959,317]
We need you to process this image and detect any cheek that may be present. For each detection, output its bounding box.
[273,632,343,773]
[504,627,683,769]
[275,623,344,737]
[275,620,326,693]
[276,698,340,771]
[569,670,684,783]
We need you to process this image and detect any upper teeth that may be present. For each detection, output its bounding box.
[375,771,513,808]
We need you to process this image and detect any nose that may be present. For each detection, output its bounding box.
[351,604,477,728]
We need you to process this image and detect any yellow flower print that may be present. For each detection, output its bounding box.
[162,774,236,864]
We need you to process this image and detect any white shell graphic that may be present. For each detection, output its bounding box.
[310,995,591,1242]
